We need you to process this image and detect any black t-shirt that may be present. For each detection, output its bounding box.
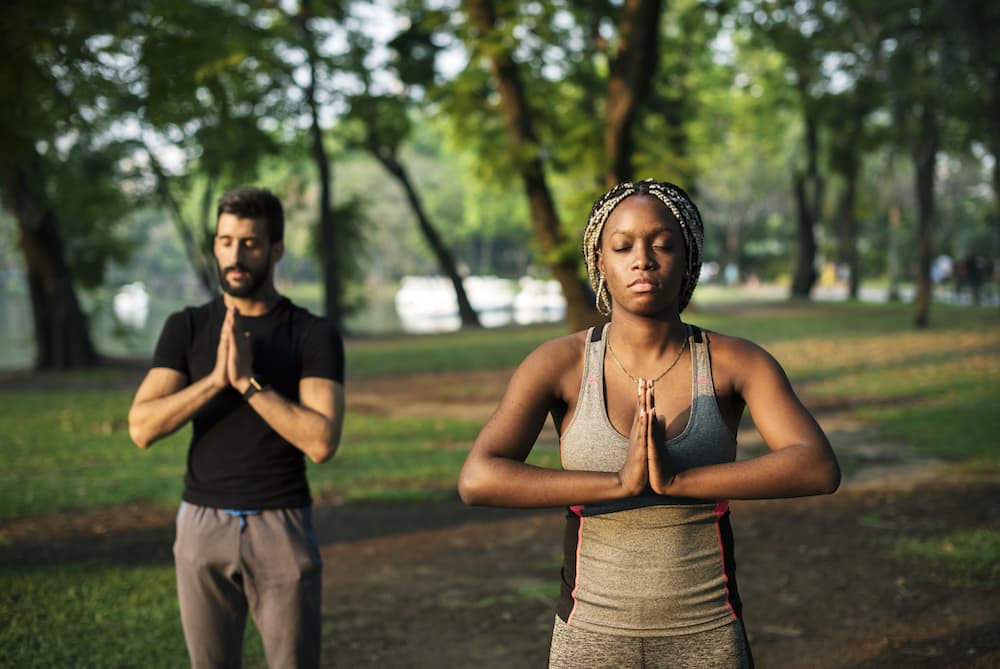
[152,296,345,510]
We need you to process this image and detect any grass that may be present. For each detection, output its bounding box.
[344,322,565,377]
[891,529,1000,589]
[1,299,997,666]
[0,563,272,669]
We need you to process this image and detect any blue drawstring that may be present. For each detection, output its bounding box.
[221,508,260,531]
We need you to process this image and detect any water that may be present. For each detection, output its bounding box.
[0,275,569,370]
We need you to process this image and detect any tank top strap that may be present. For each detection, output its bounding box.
[585,322,610,387]
[578,323,610,408]
[687,324,715,398]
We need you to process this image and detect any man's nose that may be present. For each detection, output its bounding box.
[219,245,239,266]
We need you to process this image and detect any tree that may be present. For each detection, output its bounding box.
[603,0,665,186]
[347,93,483,328]
[461,0,601,330]
[342,21,482,328]
[880,0,955,326]
[291,0,346,330]
[944,1,1000,291]
[136,0,288,297]
[0,1,141,369]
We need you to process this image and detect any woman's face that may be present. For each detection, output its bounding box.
[597,194,687,317]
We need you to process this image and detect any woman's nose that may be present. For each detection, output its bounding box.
[631,246,656,269]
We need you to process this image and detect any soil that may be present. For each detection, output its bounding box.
[2,368,998,668]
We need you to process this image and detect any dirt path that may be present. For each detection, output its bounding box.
[316,476,1000,669]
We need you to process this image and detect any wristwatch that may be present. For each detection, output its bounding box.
[242,376,268,401]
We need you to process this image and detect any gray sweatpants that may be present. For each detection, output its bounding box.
[549,615,754,669]
[173,503,323,669]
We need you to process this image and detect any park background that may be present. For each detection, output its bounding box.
[1,1,998,667]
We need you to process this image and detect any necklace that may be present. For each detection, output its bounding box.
[606,325,690,383]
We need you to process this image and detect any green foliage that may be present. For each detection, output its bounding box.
[50,143,137,289]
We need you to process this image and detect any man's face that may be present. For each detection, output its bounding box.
[213,213,279,298]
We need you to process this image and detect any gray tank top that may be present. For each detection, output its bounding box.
[555,323,744,636]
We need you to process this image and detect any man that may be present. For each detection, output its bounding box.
[128,186,345,668]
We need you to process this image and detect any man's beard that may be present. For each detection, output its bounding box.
[218,259,269,298]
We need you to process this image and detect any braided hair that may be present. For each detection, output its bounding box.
[583,179,704,316]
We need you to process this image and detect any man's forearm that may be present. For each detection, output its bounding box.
[128,375,225,448]
[243,388,341,464]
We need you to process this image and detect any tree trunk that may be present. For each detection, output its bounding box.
[299,2,342,330]
[837,153,860,300]
[375,150,482,328]
[790,92,822,299]
[992,142,1000,301]
[887,204,902,302]
[791,172,819,298]
[465,0,601,331]
[3,160,99,369]
[912,103,939,328]
[723,217,743,280]
[604,0,663,186]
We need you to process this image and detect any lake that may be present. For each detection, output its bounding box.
[0,275,567,370]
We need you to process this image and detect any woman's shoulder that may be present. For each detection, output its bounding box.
[527,328,590,366]
[700,327,777,368]
[700,327,786,391]
[518,329,592,401]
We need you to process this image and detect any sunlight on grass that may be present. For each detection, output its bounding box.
[345,323,564,377]
[308,414,480,503]
[0,563,269,669]
[0,390,188,520]
[0,565,186,668]
[891,529,1000,589]
[1,301,997,668]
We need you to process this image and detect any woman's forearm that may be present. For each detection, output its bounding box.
[662,444,841,500]
[458,455,633,508]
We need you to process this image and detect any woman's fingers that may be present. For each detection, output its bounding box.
[618,379,650,496]
[646,380,671,494]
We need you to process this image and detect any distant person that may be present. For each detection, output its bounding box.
[458,179,840,668]
[128,186,345,668]
[960,253,984,305]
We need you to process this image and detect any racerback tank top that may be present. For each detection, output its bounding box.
[555,323,744,636]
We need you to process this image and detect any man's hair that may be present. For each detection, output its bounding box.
[582,178,704,316]
[216,186,285,243]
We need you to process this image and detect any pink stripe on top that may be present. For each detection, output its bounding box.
[566,504,585,625]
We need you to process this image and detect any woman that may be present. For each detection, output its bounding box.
[458,179,840,668]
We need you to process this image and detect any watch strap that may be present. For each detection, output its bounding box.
[242,376,268,400]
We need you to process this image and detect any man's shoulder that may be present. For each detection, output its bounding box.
[171,295,223,318]
[280,297,338,331]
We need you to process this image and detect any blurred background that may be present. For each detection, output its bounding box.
[2,0,997,370]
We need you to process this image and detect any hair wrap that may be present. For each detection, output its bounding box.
[582,178,704,316]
